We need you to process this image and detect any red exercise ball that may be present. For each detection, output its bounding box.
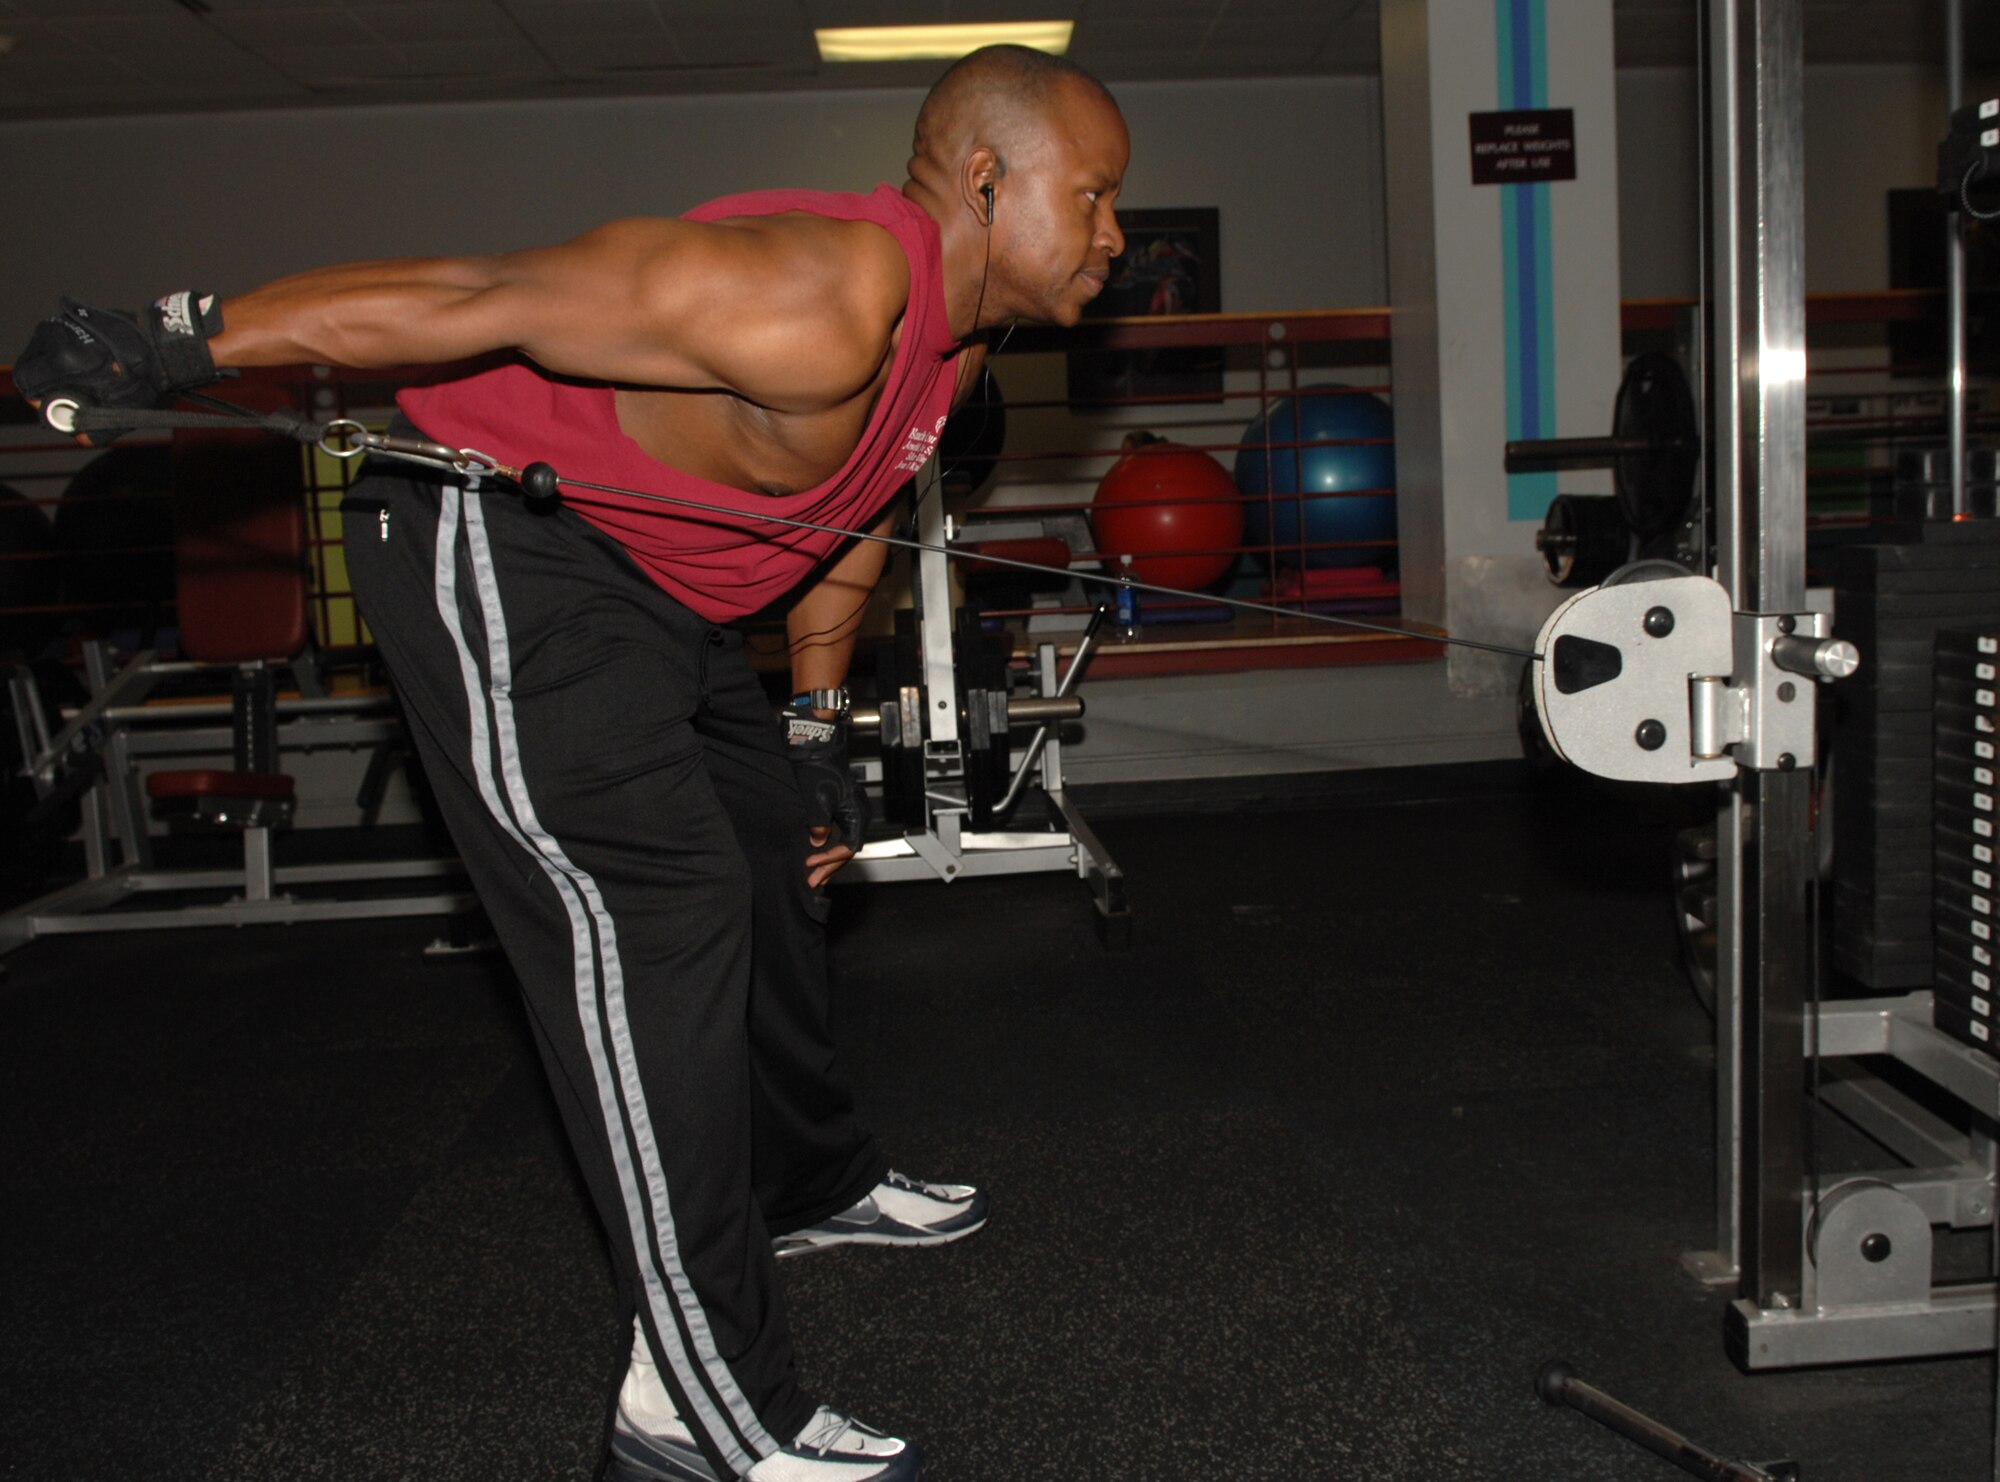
[1091,433,1244,590]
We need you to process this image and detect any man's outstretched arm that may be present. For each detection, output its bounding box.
[17,213,912,424]
[210,214,912,411]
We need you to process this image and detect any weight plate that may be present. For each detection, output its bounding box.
[874,620,927,828]
[1612,352,1699,538]
[954,612,1013,830]
[1933,1000,1999,1058]
[1537,494,1627,588]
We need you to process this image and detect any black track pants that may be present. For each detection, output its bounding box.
[343,456,887,1477]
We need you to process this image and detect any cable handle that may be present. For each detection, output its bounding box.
[1537,1362,1799,1482]
[44,394,329,444]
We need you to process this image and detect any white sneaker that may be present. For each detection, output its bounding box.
[607,1406,721,1482]
[606,1321,720,1481]
[606,1322,922,1481]
[772,1171,987,1258]
[747,1407,923,1481]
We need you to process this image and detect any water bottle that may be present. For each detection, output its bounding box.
[1114,554,1140,640]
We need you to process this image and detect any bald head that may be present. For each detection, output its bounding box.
[908,45,1118,194]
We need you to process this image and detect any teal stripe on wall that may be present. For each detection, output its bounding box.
[1497,0,1557,522]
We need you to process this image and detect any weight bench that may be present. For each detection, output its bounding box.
[0,417,476,955]
[144,424,306,892]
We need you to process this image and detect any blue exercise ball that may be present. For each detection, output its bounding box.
[1234,384,1398,569]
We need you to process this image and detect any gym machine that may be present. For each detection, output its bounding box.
[0,419,475,954]
[1520,350,1706,589]
[1,644,475,955]
[843,457,1131,948]
[1527,0,2000,1411]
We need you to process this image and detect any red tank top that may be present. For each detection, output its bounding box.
[397,184,960,622]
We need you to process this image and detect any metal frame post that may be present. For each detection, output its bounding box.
[1706,0,1812,1314]
[1694,0,1746,1289]
[1948,0,1969,517]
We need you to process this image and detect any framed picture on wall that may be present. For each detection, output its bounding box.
[1065,207,1222,407]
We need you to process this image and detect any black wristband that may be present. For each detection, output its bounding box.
[783,705,868,845]
[145,291,223,392]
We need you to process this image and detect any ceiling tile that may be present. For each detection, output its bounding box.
[1192,38,1318,69]
[1218,0,1344,20]
[46,12,211,50]
[395,34,560,77]
[921,0,1087,18]
[671,24,821,69]
[672,0,814,22]
[347,1,521,44]
[1075,20,1217,54]
[507,0,666,39]
[207,8,377,48]
[0,0,167,17]
[0,28,97,64]
[1080,0,1225,17]
[254,39,422,83]
[798,0,977,27]
[30,76,189,105]
[119,51,304,98]
[534,31,687,73]
[1198,15,1337,51]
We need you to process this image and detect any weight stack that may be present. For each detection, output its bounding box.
[1893,445,2000,523]
[1933,628,2000,1056]
[1832,520,2000,989]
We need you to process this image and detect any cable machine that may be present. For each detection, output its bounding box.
[1530,0,2000,1392]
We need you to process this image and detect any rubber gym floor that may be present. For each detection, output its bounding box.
[1,758,1992,1481]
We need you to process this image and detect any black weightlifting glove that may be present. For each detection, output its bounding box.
[12,293,225,437]
[783,703,868,848]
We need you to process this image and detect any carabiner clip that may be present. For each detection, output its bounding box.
[318,419,515,480]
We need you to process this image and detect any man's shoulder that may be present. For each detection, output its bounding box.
[687,201,914,339]
[682,183,916,228]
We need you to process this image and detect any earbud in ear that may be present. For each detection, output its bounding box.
[982,184,994,224]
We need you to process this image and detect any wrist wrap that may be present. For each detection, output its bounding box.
[783,705,868,847]
[145,291,225,392]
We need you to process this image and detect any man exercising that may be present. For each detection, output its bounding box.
[11,44,1127,1482]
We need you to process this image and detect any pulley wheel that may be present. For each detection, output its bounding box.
[1611,352,1699,538]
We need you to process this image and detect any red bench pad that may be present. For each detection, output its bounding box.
[147,769,296,802]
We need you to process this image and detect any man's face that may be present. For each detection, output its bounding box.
[994,79,1129,328]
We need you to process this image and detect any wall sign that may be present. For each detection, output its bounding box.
[1469,109,1576,185]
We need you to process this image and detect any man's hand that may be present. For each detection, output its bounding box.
[784,702,868,888]
[13,294,224,440]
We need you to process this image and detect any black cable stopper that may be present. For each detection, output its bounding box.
[520,462,562,500]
